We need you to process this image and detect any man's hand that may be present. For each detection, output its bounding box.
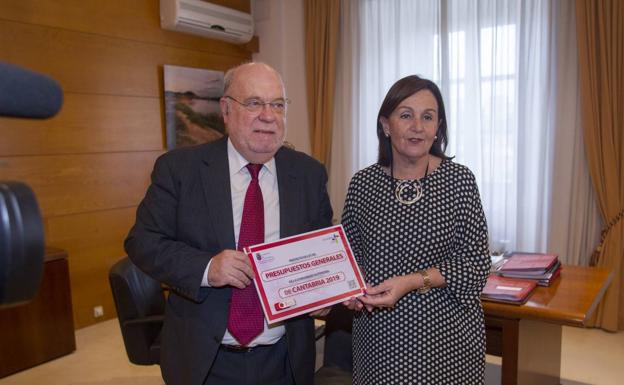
[207,249,255,289]
[309,307,332,318]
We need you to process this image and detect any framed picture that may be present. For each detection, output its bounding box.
[163,65,226,149]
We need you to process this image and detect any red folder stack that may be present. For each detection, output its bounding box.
[481,275,537,305]
[494,252,562,286]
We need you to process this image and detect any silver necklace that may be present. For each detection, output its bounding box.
[393,161,429,206]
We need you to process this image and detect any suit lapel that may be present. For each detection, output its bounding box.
[200,138,236,250]
[276,149,302,238]
[200,142,301,247]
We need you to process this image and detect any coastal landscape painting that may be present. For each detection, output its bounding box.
[163,65,225,149]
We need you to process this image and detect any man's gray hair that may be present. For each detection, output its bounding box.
[222,62,286,96]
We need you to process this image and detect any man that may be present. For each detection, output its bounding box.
[125,62,333,385]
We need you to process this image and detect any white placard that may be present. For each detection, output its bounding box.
[245,225,366,324]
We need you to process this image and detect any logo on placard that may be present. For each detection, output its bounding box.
[274,298,296,311]
[322,233,340,244]
[254,252,274,263]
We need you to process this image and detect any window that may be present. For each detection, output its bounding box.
[352,0,556,252]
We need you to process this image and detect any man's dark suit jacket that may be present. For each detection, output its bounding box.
[125,137,333,385]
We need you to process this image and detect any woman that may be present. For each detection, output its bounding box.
[342,75,490,384]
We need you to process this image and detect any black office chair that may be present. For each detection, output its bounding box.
[109,257,164,365]
[314,306,354,385]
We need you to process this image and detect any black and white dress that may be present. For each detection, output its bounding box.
[341,161,490,385]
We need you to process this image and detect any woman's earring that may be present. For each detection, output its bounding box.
[385,132,390,138]
[434,135,438,140]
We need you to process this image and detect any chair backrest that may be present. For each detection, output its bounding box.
[109,257,165,365]
[322,305,354,371]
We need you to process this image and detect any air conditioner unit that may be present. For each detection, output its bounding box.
[160,0,254,44]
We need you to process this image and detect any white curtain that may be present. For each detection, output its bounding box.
[330,0,601,261]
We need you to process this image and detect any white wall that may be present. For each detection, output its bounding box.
[253,0,311,154]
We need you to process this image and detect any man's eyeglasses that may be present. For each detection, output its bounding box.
[224,95,290,114]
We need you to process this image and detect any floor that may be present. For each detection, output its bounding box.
[0,319,163,385]
[1,319,623,385]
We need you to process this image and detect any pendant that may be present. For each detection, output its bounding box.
[395,179,423,205]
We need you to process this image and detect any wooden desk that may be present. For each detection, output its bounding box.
[483,265,612,385]
[0,248,76,378]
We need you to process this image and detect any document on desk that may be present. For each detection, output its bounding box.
[245,225,366,324]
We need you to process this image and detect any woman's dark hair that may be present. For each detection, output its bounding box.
[377,75,452,166]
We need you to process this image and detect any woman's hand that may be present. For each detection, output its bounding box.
[359,274,419,309]
[342,297,365,311]
[342,283,374,311]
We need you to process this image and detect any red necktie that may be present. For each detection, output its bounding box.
[227,163,265,346]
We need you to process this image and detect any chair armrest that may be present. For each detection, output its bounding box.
[122,315,164,326]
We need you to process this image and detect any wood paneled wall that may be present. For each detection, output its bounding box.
[0,0,253,328]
